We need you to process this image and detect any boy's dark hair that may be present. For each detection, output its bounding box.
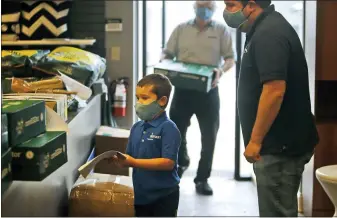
[137,73,172,107]
[241,0,271,9]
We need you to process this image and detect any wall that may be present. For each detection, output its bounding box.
[105,0,138,129]
[302,1,337,216]
[302,1,317,216]
[70,0,106,57]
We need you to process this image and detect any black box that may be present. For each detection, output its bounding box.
[1,114,9,152]
[1,148,13,196]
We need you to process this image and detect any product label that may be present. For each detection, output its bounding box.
[16,119,24,135]
[12,152,22,158]
[2,50,37,58]
[2,167,9,179]
[25,116,39,127]
[51,147,63,160]
[48,47,96,65]
[2,101,22,109]
[25,151,34,159]
[179,74,200,80]
[43,154,50,169]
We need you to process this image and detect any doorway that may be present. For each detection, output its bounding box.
[139,0,305,215]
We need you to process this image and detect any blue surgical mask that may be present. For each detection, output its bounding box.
[196,7,214,21]
[135,101,163,121]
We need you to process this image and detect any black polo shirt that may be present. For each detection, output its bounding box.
[238,5,319,156]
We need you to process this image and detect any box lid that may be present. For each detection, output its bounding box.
[2,100,43,114]
[16,131,65,149]
[154,60,214,77]
[96,126,130,138]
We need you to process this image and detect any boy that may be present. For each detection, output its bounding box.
[112,74,181,217]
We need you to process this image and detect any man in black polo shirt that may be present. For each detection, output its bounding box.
[223,0,319,216]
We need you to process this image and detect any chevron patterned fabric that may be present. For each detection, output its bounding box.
[20,0,72,40]
[1,1,21,41]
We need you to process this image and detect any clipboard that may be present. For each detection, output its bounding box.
[78,150,126,178]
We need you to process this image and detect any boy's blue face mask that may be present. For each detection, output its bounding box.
[196,7,214,21]
[135,100,163,121]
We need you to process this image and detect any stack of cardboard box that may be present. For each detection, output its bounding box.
[94,126,130,176]
[68,126,134,216]
[69,173,134,217]
[1,99,68,195]
[3,93,68,121]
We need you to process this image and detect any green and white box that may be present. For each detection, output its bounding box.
[154,60,215,92]
[11,131,67,181]
[2,100,46,146]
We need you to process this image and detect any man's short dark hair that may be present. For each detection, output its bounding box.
[241,0,271,9]
[137,73,172,106]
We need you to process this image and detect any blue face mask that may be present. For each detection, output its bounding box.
[135,100,163,121]
[196,7,214,21]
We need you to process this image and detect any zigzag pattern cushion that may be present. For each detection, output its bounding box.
[1,1,21,41]
[20,0,72,40]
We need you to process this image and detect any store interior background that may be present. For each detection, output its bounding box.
[140,1,304,216]
[2,0,336,217]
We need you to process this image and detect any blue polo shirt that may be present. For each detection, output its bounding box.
[126,111,181,205]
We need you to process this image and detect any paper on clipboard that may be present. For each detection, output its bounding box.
[45,106,69,132]
[78,150,126,178]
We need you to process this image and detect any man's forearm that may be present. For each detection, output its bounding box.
[250,81,286,145]
[221,58,235,73]
[131,158,175,171]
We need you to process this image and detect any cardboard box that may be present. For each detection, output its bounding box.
[1,148,13,196]
[11,131,67,181]
[94,126,130,176]
[3,93,68,121]
[2,114,9,152]
[2,100,46,146]
[69,173,134,217]
[154,60,215,92]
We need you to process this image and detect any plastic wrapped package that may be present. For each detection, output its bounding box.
[1,50,50,77]
[69,173,134,217]
[33,46,106,87]
[9,77,76,95]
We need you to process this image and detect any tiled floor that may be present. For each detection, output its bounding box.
[168,68,260,216]
[178,169,259,216]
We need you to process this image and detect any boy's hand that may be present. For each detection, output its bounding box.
[111,153,135,168]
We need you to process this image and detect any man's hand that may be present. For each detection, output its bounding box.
[244,141,262,163]
[212,68,222,88]
[111,154,135,168]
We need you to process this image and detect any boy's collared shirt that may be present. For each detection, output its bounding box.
[126,111,181,205]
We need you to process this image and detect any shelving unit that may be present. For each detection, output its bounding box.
[1,39,96,48]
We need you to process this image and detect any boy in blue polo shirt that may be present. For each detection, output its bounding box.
[112,74,181,217]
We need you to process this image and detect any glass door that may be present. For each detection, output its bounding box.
[142,0,164,77]
[141,0,305,181]
[165,1,238,176]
